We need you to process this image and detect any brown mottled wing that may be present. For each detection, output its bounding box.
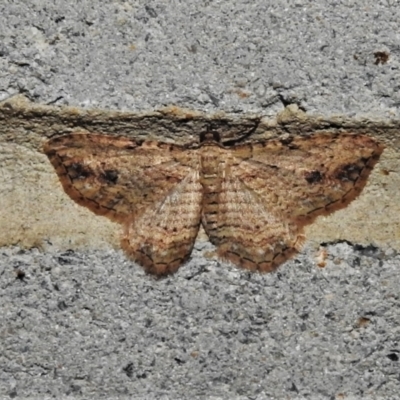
[232,133,383,223]
[44,133,202,276]
[201,133,383,272]
[121,167,202,276]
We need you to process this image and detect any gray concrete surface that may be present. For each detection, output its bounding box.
[1,0,399,398]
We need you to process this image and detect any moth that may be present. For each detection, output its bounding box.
[44,131,383,276]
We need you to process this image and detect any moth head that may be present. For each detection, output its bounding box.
[199,131,221,144]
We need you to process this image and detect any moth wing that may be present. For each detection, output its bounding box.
[201,133,383,272]
[202,169,304,272]
[44,133,202,275]
[231,133,383,226]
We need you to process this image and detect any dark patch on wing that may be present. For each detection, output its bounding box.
[67,163,92,180]
[335,164,363,182]
[305,170,324,184]
[100,169,119,184]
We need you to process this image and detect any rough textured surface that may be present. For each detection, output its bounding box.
[0,1,399,117]
[1,243,399,399]
[44,132,383,276]
[1,0,400,398]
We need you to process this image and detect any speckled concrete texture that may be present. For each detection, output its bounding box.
[1,243,399,399]
[0,0,398,116]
